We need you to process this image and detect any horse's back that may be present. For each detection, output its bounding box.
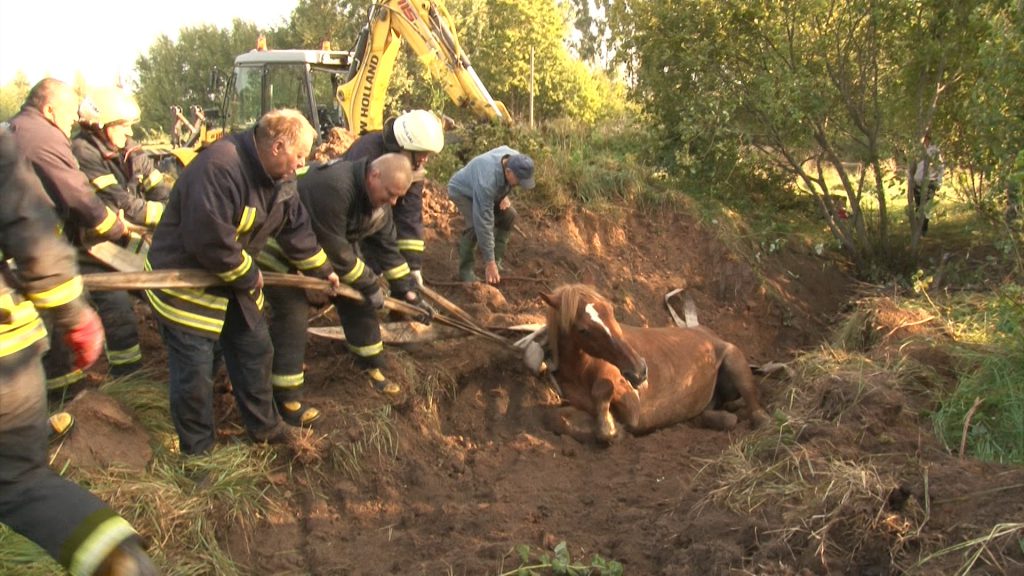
[620,325,723,363]
[617,325,723,428]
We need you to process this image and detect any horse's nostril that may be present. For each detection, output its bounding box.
[639,359,649,383]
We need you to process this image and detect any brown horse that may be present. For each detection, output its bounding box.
[541,284,770,442]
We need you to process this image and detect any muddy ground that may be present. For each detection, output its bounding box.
[58,184,1024,575]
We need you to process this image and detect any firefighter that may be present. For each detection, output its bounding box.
[257,111,443,427]
[260,153,432,413]
[6,78,131,431]
[447,146,535,284]
[70,87,170,376]
[0,126,156,575]
[145,109,340,455]
[341,109,445,286]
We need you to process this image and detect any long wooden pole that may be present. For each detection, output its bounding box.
[82,269,514,347]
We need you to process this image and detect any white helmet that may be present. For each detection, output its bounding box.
[392,110,444,153]
[80,87,141,127]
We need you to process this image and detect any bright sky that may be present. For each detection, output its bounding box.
[0,0,298,87]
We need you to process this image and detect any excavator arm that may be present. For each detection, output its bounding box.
[338,0,511,134]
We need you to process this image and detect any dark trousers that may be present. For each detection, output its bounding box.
[266,285,310,404]
[158,298,279,455]
[452,196,518,244]
[0,342,135,570]
[334,293,385,369]
[43,257,142,391]
[912,182,938,234]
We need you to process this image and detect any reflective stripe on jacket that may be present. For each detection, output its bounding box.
[7,107,127,244]
[294,158,409,291]
[1,127,86,358]
[72,130,168,227]
[146,129,330,338]
[342,131,426,270]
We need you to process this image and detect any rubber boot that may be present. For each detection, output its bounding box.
[493,228,511,271]
[94,538,158,576]
[458,234,477,282]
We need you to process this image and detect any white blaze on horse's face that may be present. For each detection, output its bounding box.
[584,303,612,337]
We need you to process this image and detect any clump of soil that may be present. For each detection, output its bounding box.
[52,182,1024,575]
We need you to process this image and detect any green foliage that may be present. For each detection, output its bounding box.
[942,2,1024,216]
[446,0,628,124]
[530,113,667,213]
[599,0,1015,275]
[502,541,623,576]
[0,72,30,121]
[134,20,281,134]
[933,285,1024,464]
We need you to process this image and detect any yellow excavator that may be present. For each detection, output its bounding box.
[164,0,509,168]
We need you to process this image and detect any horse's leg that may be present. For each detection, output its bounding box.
[695,409,738,431]
[592,377,620,443]
[720,343,771,428]
[542,406,594,444]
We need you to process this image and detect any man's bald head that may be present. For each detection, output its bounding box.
[367,153,413,208]
[24,78,79,138]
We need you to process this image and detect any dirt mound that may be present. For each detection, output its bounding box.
[49,184,1024,574]
[52,390,152,472]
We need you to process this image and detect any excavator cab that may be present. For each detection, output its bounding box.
[219,49,353,144]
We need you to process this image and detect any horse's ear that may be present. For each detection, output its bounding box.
[539,291,558,309]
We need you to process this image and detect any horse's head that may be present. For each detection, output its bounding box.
[541,284,649,388]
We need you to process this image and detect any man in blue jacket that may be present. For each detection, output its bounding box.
[447,146,535,284]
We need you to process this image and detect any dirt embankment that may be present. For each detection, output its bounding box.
[59,183,1024,575]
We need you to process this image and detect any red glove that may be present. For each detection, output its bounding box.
[63,307,105,370]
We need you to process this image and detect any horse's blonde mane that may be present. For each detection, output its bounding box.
[546,284,608,367]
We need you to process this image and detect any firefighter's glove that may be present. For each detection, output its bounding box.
[362,285,386,310]
[64,307,105,370]
[402,289,434,325]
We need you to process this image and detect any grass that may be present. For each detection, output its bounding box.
[326,404,399,481]
[498,541,623,576]
[930,286,1024,464]
[1,370,296,575]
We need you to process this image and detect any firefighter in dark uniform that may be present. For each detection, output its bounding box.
[341,109,445,286]
[6,78,130,435]
[259,111,443,427]
[0,126,156,575]
[145,109,339,455]
[71,87,171,376]
[260,153,432,416]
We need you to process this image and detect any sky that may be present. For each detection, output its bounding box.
[0,0,299,87]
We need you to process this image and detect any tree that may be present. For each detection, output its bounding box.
[604,0,992,274]
[938,2,1024,219]
[0,72,31,120]
[447,0,626,123]
[134,20,266,135]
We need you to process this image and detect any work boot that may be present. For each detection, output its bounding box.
[48,412,75,444]
[365,367,401,397]
[279,400,322,428]
[94,537,158,576]
[493,228,512,271]
[457,234,477,282]
[250,421,300,447]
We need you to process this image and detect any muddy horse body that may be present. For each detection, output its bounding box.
[542,284,769,442]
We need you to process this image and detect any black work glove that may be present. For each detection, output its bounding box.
[361,284,386,309]
[402,289,435,325]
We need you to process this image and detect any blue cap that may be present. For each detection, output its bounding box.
[507,154,535,189]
